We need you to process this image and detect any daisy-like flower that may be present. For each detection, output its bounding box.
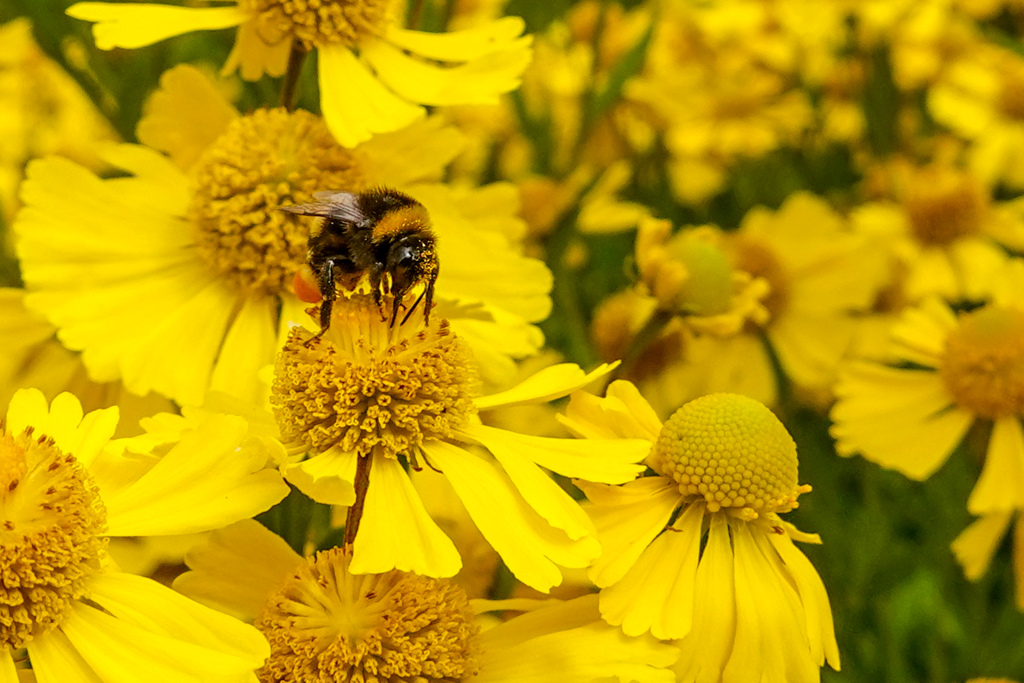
[14,65,550,408]
[175,519,678,683]
[66,0,532,147]
[612,193,885,413]
[270,292,650,592]
[0,388,290,680]
[561,383,840,681]
[852,161,1024,303]
[831,259,1024,513]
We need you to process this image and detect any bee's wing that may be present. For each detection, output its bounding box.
[281,191,366,223]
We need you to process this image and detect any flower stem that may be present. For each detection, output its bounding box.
[344,454,373,547]
[280,43,308,111]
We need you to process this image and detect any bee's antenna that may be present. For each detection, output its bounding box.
[400,288,428,326]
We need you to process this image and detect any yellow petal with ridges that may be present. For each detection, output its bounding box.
[26,629,103,683]
[475,362,617,410]
[969,416,1024,513]
[67,3,245,50]
[385,17,527,62]
[283,451,357,506]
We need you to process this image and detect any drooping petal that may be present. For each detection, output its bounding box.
[576,477,681,587]
[208,295,279,406]
[64,573,268,681]
[67,3,246,50]
[464,423,648,483]
[424,440,599,592]
[101,414,289,536]
[969,416,1024,513]
[350,455,462,578]
[385,17,527,62]
[26,629,103,683]
[318,44,424,148]
[559,380,663,442]
[474,363,617,410]
[361,36,531,106]
[174,520,305,622]
[0,649,20,683]
[597,503,703,640]
[282,451,358,506]
[952,511,1014,580]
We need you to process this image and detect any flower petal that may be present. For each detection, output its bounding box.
[474,363,617,410]
[0,649,19,683]
[385,17,527,62]
[350,456,462,577]
[559,380,662,442]
[67,3,245,50]
[208,295,278,406]
[464,423,647,484]
[361,35,531,106]
[576,477,680,587]
[952,511,1013,581]
[102,414,289,535]
[969,416,1024,513]
[26,629,103,683]
[597,503,703,640]
[283,451,358,506]
[424,440,599,592]
[175,519,304,621]
[318,44,424,148]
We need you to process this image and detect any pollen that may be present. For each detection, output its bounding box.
[903,166,987,246]
[189,107,367,297]
[939,305,1024,419]
[0,426,106,650]
[651,393,801,515]
[243,0,395,50]
[256,547,480,683]
[271,294,478,469]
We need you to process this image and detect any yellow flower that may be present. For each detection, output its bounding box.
[852,162,1024,303]
[14,65,550,408]
[623,193,885,412]
[929,43,1024,189]
[0,288,172,433]
[561,384,840,680]
[66,0,532,147]
[831,260,1024,513]
[0,388,289,680]
[176,519,678,683]
[270,293,650,592]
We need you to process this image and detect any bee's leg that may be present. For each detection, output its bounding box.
[421,276,437,326]
[317,260,337,334]
[370,268,389,323]
[399,287,427,326]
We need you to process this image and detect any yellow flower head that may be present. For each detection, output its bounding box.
[66,0,532,146]
[270,294,648,592]
[14,66,550,407]
[562,384,839,679]
[831,259,1024,515]
[177,519,678,683]
[0,388,288,680]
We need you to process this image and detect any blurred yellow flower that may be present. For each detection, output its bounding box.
[0,388,288,680]
[831,260,1024,514]
[562,384,840,681]
[952,509,1024,609]
[176,519,678,683]
[270,293,649,592]
[14,65,550,407]
[66,0,532,146]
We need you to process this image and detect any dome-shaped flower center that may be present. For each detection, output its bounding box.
[0,426,106,649]
[939,305,1024,419]
[271,294,478,469]
[731,237,789,324]
[256,547,480,683]
[665,231,735,316]
[651,393,799,514]
[903,167,987,246]
[189,108,367,297]
[245,0,395,50]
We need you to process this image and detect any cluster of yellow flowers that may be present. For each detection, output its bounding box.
[2,0,1024,681]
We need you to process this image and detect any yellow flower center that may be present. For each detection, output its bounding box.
[903,167,986,246]
[731,237,788,324]
[271,294,478,469]
[256,547,480,683]
[651,393,800,515]
[0,426,106,649]
[189,108,367,297]
[245,0,395,50]
[940,306,1024,419]
[667,231,735,316]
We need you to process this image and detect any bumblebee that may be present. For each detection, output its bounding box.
[284,187,439,333]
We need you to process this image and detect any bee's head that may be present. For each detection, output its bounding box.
[387,232,438,299]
